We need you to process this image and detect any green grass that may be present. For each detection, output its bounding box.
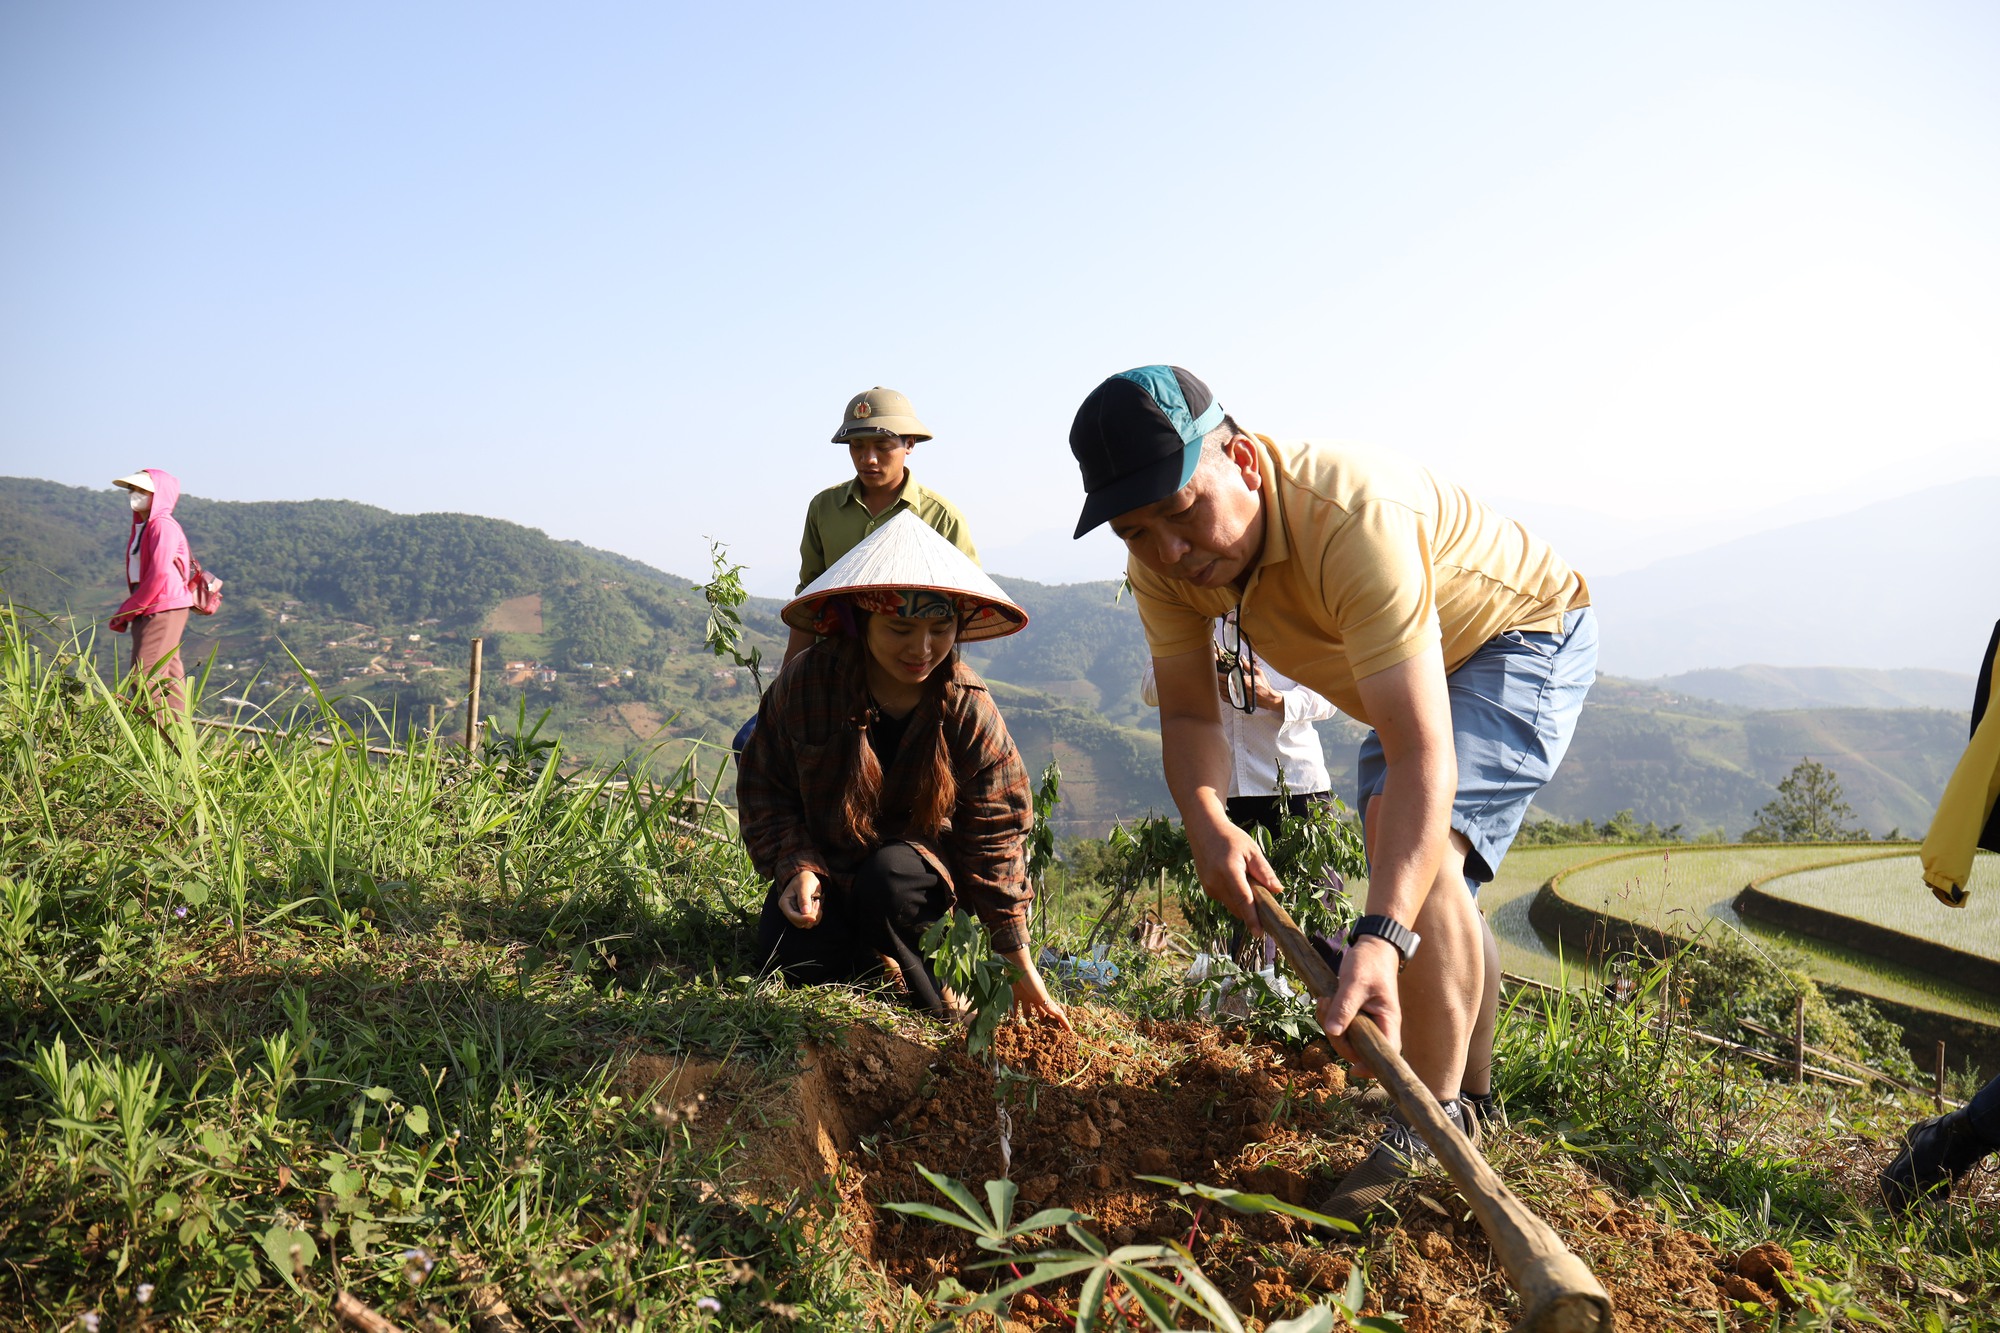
[0,607,911,1329]
[1492,949,2000,1329]
[7,600,2000,1330]
[1546,844,2000,1023]
[1758,851,2000,956]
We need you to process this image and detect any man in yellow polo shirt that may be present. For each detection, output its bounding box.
[784,386,979,666]
[1069,365,1596,1220]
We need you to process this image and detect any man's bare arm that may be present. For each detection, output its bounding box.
[1155,646,1230,826]
[1316,648,1458,1057]
[1155,647,1282,923]
[1352,649,1458,926]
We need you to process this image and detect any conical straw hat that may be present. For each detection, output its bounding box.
[782,511,1028,643]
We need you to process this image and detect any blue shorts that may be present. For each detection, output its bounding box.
[1356,607,1598,895]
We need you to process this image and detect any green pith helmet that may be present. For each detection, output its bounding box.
[832,387,933,443]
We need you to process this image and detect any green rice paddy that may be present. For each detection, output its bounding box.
[1542,844,2000,1023]
[1756,851,2000,960]
[1474,844,1633,980]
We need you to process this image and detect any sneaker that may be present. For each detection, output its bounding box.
[1881,1110,1994,1214]
[1315,1100,1477,1224]
[1463,1089,1507,1133]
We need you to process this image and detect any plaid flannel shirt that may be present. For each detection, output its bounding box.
[738,643,1035,954]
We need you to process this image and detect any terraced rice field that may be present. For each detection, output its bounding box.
[1756,851,2000,958]
[1544,844,2000,1022]
[1473,844,1636,981]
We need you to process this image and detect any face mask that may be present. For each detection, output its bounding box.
[130,492,148,513]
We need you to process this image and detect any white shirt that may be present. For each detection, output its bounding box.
[1140,615,1338,799]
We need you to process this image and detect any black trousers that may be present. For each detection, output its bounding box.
[1224,790,1332,841]
[756,842,954,1016]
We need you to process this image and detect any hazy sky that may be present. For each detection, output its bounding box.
[3,1,1995,597]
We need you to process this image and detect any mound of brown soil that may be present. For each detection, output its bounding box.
[862,1019,1347,1276]
[853,1014,1778,1329]
[671,1012,1808,1328]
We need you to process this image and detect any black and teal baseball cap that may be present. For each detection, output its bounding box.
[1068,365,1224,538]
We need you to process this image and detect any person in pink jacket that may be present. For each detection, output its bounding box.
[109,468,197,719]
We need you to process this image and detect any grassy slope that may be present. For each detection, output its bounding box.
[6,610,2000,1328]
[0,611,912,1328]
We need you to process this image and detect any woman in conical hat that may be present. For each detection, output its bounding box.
[738,513,1069,1028]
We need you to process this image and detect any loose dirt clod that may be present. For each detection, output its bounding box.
[1729,1241,1800,1310]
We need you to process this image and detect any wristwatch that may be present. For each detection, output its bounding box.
[1347,915,1421,969]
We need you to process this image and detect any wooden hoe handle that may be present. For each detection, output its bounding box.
[1252,888,1614,1333]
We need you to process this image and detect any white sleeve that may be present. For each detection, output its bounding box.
[1140,661,1159,708]
[1281,681,1338,724]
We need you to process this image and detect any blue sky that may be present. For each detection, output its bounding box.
[3,1,1996,597]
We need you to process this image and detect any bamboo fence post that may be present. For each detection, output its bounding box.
[464,637,484,754]
[1934,1042,1947,1111]
[1792,993,1807,1084]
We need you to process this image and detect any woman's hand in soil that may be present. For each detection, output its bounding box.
[1315,935,1401,1075]
[780,870,823,928]
[1002,949,1073,1032]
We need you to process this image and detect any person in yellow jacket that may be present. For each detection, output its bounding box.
[1920,621,2000,905]
[1883,621,2000,1212]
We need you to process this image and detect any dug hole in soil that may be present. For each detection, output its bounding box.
[619,1010,1792,1331]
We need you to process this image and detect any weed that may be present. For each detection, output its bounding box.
[888,1166,1398,1331]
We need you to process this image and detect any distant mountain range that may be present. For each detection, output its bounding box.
[1643,664,1977,713]
[1,474,1977,839]
[1586,476,2000,679]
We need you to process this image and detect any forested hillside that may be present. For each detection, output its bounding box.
[1,475,1968,838]
[963,578,1155,728]
[1542,677,1969,837]
[0,477,1168,832]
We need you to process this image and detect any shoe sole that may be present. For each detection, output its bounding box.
[1314,1138,1416,1223]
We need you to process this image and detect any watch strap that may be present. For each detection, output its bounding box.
[1347,914,1420,967]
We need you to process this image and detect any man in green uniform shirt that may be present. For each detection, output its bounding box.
[785,387,980,665]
